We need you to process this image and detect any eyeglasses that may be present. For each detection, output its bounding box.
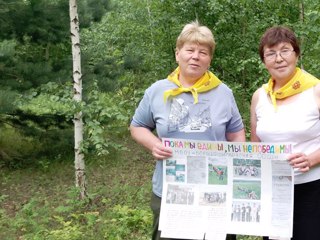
[264,49,295,62]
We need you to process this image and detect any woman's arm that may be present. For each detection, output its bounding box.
[315,83,320,109]
[288,84,320,172]
[226,129,246,142]
[287,149,320,173]
[129,125,172,160]
[250,88,261,142]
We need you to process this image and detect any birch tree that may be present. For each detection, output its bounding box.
[69,0,87,199]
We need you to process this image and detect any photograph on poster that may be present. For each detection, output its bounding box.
[165,159,186,183]
[233,180,261,200]
[187,156,206,184]
[166,184,195,205]
[233,158,261,178]
[199,191,227,206]
[231,201,261,223]
[208,164,228,185]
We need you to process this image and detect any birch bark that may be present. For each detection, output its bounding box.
[69,0,87,199]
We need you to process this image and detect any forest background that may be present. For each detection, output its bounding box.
[0,0,320,239]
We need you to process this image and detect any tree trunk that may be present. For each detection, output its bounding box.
[69,0,87,199]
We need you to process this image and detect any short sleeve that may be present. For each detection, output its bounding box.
[226,93,244,133]
[130,89,156,131]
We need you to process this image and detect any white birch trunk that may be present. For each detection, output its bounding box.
[69,0,87,199]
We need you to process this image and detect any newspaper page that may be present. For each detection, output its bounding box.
[158,138,294,240]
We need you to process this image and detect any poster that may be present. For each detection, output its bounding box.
[159,138,294,240]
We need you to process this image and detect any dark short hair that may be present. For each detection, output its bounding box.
[259,26,300,62]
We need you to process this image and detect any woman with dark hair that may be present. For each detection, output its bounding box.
[251,26,320,240]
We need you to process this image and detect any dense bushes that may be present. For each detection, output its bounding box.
[1,0,320,163]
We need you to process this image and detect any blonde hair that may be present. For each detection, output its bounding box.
[176,21,216,57]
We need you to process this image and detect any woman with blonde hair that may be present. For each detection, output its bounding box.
[131,21,245,240]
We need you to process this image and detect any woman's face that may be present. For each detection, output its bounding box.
[263,42,298,85]
[175,42,212,84]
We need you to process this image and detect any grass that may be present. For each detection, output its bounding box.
[0,138,263,240]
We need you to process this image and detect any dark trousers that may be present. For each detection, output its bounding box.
[150,193,237,240]
[263,179,320,240]
[292,179,320,240]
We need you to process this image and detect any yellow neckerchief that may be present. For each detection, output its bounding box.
[163,67,221,104]
[263,67,320,111]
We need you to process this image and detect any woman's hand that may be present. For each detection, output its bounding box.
[129,125,172,160]
[287,153,310,172]
[152,142,172,160]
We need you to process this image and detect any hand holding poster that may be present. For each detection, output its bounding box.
[159,139,294,240]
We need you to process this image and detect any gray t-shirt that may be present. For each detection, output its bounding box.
[131,79,244,197]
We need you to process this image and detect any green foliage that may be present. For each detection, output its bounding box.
[0,107,74,169]
[0,89,18,114]
[43,217,84,240]
[0,145,154,239]
[15,80,131,157]
[18,82,75,117]
[0,0,112,163]
[2,1,319,239]
[1,0,320,170]
[13,198,50,237]
[104,205,152,239]
[0,139,267,239]
[0,126,42,168]
[78,0,111,27]
[0,0,69,43]
[2,0,320,161]
[81,0,180,92]
[81,82,130,155]
[80,0,320,136]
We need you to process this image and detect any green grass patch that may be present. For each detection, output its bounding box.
[0,138,263,239]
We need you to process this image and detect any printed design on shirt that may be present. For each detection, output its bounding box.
[168,98,212,133]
